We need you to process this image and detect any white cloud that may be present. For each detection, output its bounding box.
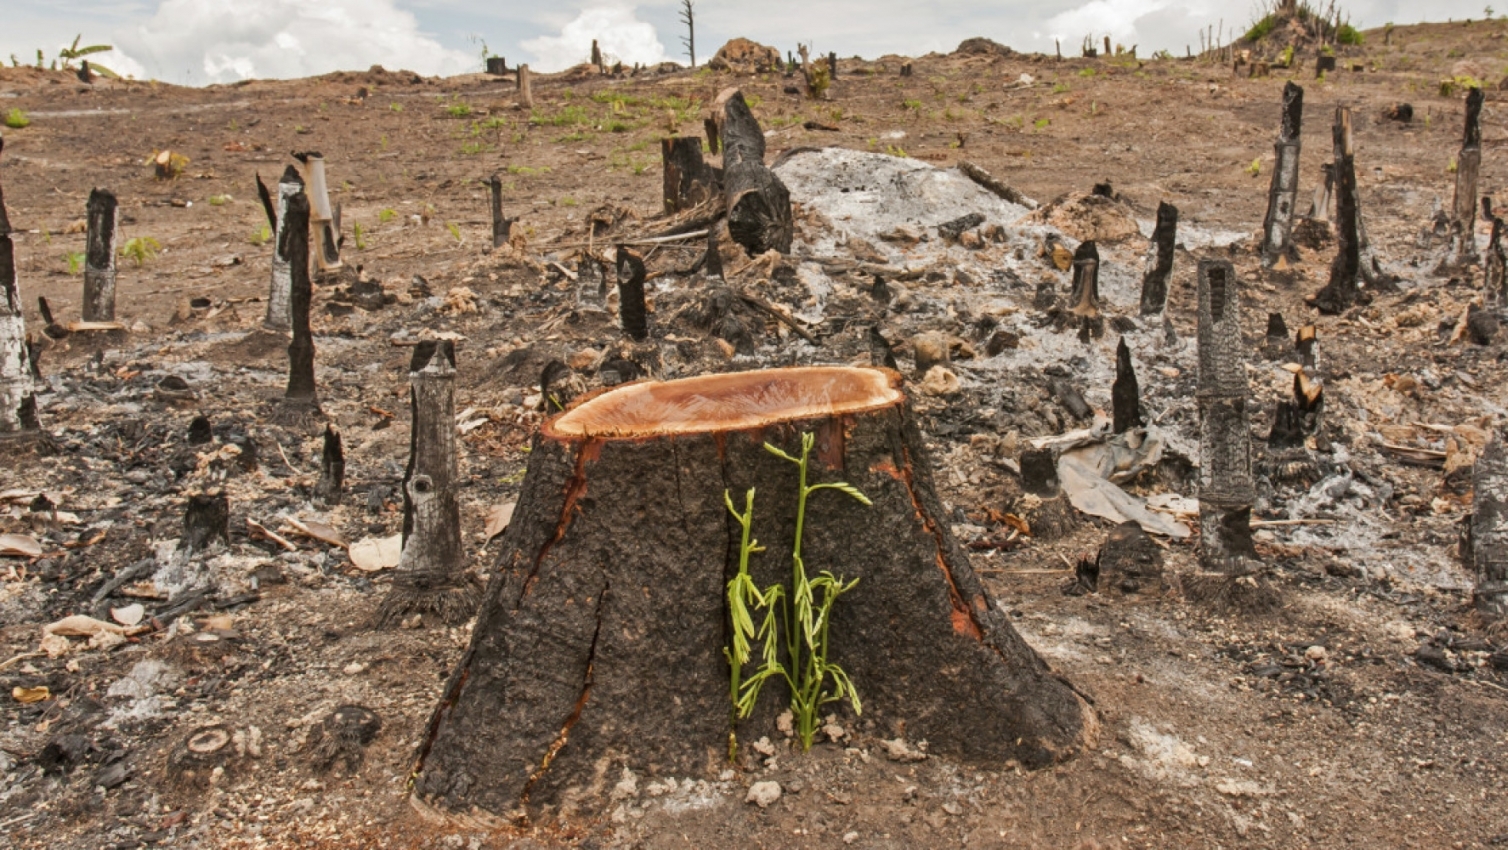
[112,0,474,84]
[520,5,672,73]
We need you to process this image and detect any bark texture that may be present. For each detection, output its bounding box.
[1450,87,1485,266]
[83,188,119,322]
[716,89,793,255]
[487,174,513,251]
[279,193,320,416]
[0,137,39,436]
[1311,108,1360,315]
[263,166,303,331]
[1261,82,1304,268]
[1471,435,1508,618]
[615,247,648,341]
[1485,196,1507,306]
[379,340,479,626]
[661,136,720,215]
[1196,259,1256,573]
[412,367,1094,823]
[1139,202,1178,315]
[314,424,344,507]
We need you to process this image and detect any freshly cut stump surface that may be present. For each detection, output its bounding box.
[414,366,1094,823]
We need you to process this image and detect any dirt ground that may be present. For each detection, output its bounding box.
[4,18,1508,849]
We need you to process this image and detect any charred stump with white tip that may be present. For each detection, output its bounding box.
[1261,82,1304,269]
[714,88,793,255]
[0,136,41,440]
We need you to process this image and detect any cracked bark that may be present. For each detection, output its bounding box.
[1197,260,1257,573]
[715,88,793,255]
[1139,202,1177,315]
[412,366,1094,823]
[272,192,322,425]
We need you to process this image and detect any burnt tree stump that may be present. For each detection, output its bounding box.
[258,166,303,332]
[615,246,649,341]
[1261,82,1303,269]
[314,424,344,507]
[1111,337,1142,434]
[293,152,342,273]
[1068,240,1103,339]
[378,340,479,626]
[83,188,119,322]
[1310,108,1361,315]
[714,88,793,255]
[1471,435,1508,618]
[1484,196,1507,306]
[1449,87,1485,267]
[1196,260,1257,573]
[0,137,40,438]
[661,136,720,214]
[412,367,1095,823]
[1139,202,1177,316]
[486,174,515,251]
[272,192,322,426]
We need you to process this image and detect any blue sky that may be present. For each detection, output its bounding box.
[1,0,1490,85]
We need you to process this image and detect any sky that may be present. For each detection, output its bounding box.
[1,0,1493,86]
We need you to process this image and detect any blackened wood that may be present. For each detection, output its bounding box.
[83,188,119,321]
[704,228,725,281]
[1268,371,1322,448]
[0,136,39,437]
[293,152,342,273]
[486,56,507,76]
[717,88,793,255]
[660,136,720,215]
[1261,83,1303,268]
[1485,196,1507,305]
[615,246,649,341]
[1310,108,1359,315]
[937,212,984,241]
[1196,259,1256,573]
[1139,202,1177,315]
[957,160,1036,209]
[1265,312,1288,340]
[1111,337,1142,434]
[1472,435,1508,618]
[1295,323,1318,369]
[828,51,838,78]
[181,492,229,554]
[380,340,477,626]
[1097,520,1163,593]
[868,324,897,369]
[188,415,212,445]
[1050,378,1092,420]
[36,297,66,339]
[314,424,345,507]
[265,166,303,331]
[1450,87,1485,264]
[486,174,513,250]
[1315,54,1336,77]
[1020,447,1059,496]
[1069,241,1100,319]
[412,367,1093,822]
[281,193,319,408]
[703,117,720,154]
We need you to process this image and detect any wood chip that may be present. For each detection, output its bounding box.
[0,533,43,558]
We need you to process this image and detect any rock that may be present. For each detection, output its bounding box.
[919,366,961,396]
[881,737,928,762]
[708,38,783,74]
[958,230,984,250]
[956,37,1012,57]
[1304,645,1327,662]
[912,332,951,373]
[746,780,782,808]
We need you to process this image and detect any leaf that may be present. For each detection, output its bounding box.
[348,534,402,572]
[0,532,43,558]
[484,502,516,541]
[283,518,347,549]
[12,686,49,704]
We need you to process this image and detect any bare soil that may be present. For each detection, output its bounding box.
[3,19,1508,849]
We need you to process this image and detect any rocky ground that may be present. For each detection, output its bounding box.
[3,17,1508,849]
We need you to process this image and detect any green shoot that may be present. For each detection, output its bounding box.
[379,208,397,224]
[353,222,368,250]
[64,252,84,275]
[248,224,271,246]
[445,222,462,242]
[3,109,30,129]
[1246,158,1262,177]
[119,236,160,266]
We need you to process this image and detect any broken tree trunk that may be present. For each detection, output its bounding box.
[518,64,534,109]
[1196,259,1257,573]
[294,152,342,273]
[314,424,344,507]
[714,88,793,255]
[411,366,1094,822]
[1261,82,1304,268]
[379,340,479,626]
[1449,87,1485,267]
[1068,240,1103,339]
[83,188,119,322]
[1310,108,1360,315]
[660,136,720,215]
[1112,337,1142,434]
[1138,202,1177,315]
[486,174,514,251]
[276,192,321,422]
[1484,196,1506,306]
[259,166,302,331]
[1471,435,1508,618]
[0,137,40,438]
[615,246,649,341]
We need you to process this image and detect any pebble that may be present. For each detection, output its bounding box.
[745,780,782,808]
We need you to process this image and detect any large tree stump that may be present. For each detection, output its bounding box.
[83,188,119,322]
[412,366,1095,823]
[1449,88,1485,267]
[714,89,793,255]
[1261,82,1303,269]
[0,137,39,438]
[1196,260,1257,572]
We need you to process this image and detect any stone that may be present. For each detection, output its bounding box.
[746,780,782,808]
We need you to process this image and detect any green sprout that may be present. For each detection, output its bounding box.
[120,236,161,266]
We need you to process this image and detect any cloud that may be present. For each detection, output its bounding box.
[520,5,672,73]
[113,0,474,84]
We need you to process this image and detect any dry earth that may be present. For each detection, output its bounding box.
[2,18,1508,850]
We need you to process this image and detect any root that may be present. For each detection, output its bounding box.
[375,578,482,628]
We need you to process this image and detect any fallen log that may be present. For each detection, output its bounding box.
[956,161,1038,209]
[411,366,1094,822]
[714,88,793,255]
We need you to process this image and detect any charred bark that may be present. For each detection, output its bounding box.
[1485,196,1507,306]
[661,136,721,215]
[615,246,649,341]
[276,192,321,423]
[1111,337,1142,434]
[1197,259,1257,573]
[1448,87,1485,266]
[83,188,119,322]
[314,424,345,507]
[412,366,1094,822]
[716,88,793,255]
[1310,108,1360,315]
[1139,202,1178,315]
[379,340,479,626]
[0,137,40,438]
[1261,82,1304,268]
[260,166,303,331]
[1471,435,1508,618]
[180,492,229,555]
[293,152,342,273]
[486,174,515,250]
[1068,240,1103,339]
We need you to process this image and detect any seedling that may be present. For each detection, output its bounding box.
[208,194,231,206]
[1246,158,1262,177]
[3,109,30,129]
[353,222,368,250]
[378,208,397,224]
[248,224,271,246]
[64,252,84,274]
[445,222,462,243]
[120,236,161,266]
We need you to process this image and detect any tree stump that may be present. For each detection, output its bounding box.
[1260,82,1303,269]
[293,152,341,273]
[0,137,40,438]
[412,366,1095,823]
[271,192,322,426]
[83,188,119,322]
[660,136,720,215]
[1471,435,1508,618]
[1310,108,1360,315]
[1139,201,1177,315]
[1196,260,1257,573]
[1449,87,1485,267]
[258,166,302,332]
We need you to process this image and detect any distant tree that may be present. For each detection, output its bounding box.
[680,0,696,68]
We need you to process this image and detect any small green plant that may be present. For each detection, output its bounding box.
[1278,45,1295,68]
[1246,157,1262,177]
[560,196,578,207]
[445,222,462,242]
[1052,81,1070,94]
[1244,14,1278,42]
[353,222,368,250]
[389,102,403,112]
[378,208,397,224]
[446,100,473,118]
[1034,117,1051,131]
[208,194,230,206]
[724,432,869,756]
[64,252,85,275]
[249,224,272,246]
[120,236,161,266]
[1336,23,1364,45]
[3,109,30,129]
[885,144,908,158]
[1449,157,1459,174]
[902,98,923,112]
[460,140,490,155]
[1078,67,1097,78]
